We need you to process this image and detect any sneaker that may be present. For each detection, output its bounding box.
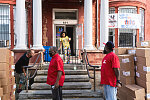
[67,61,70,64]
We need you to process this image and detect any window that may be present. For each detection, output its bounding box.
[119,29,136,47]
[109,8,115,45]
[55,12,77,20]
[109,7,115,14]
[0,5,10,47]
[109,29,115,44]
[118,7,137,47]
[54,9,78,20]
[139,8,144,41]
[119,7,137,14]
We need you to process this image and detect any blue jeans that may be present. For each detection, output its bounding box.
[103,85,117,100]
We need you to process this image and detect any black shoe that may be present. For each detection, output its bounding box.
[17,89,22,93]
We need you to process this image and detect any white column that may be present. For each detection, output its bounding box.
[32,0,43,50]
[99,0,109,50]
[84,0,95,50]
[14,0,27,50]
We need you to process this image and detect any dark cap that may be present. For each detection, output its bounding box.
[105,41,114,50]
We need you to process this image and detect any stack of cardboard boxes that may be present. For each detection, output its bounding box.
[136,47,150,100]
[115,48,146,100]
[118,54,135,85]
[0,48,15,100]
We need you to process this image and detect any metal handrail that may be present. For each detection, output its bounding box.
[84,49,100,91]
[23,52,42,93]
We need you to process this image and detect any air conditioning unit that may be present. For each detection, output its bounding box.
[0,40,8,47]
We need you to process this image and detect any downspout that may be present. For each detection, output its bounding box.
[96,0,99,48]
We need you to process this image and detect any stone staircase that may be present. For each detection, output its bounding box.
[18,64,104,100]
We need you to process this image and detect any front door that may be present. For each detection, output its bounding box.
[55,25,66,54]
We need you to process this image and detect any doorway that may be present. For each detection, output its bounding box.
[66,26,74,56]
[54,25,76,56]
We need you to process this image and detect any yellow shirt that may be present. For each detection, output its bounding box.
[60,36,70,48]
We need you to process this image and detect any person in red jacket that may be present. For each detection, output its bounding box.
[100,41,122,100]
[47,46,65,100]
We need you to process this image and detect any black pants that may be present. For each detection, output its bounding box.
[51,86,62,100]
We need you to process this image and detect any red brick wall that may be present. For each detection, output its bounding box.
[145,0,150,40]
[0,0,15,4]
[42,1,85,46]
[84,50,105,65]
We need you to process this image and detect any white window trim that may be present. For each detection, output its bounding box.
[119,6,136,9]
[53,8,78,20]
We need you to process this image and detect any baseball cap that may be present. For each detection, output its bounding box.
[104,41,115,50]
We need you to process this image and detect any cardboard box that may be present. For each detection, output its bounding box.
[1,78,9,86]
[10,56,14,65]
[10,95,15,100]
[137,41,150,48]
[137,56,150,66]
[114,48,128,55]
[125,84,145,98]
[145,93,150,100]
[127,95,145,100]
[136,78,150,92]
[0,63,9,71]
[136,48,150,57]
[118,54,134,63]
[2,85,9,94]
[118,87,127,100]
[136,71,150,82]
[0,88,3,96]
[120,62,135,70]
[0,48,10,63]
[120,76,135,85]
[128,48,136,55]
[137,64,150,74]
[9,77,15,85]
[118,89,127,100]
[120,69,135,77]
[0,71,7,79]
[8,69,14,78]
[2,94,9,100]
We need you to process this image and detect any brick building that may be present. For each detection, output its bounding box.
[0,0,148,63]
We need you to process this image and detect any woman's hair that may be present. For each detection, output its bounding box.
[60,31,67,37]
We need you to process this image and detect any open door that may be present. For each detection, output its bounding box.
[55,25,66,54]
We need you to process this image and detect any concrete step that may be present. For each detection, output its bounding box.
[37,70,87,75]
[20,98,104,100]
[19,90,103,99]
[31,82,91,90]
[34,75,89,83]
[41,64,85,70]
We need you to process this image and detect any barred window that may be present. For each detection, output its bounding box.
[109,7,115,14]
[119,7,137,14]
[119,29,136,47]
[0,5,10,47]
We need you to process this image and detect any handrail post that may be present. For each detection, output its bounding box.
[26,68,29,93]
[94,67,96,92]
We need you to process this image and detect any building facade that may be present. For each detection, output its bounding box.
[0,0,148,63]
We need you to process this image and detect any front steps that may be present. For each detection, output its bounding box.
[19,90,103,99]
[18,64,104,100]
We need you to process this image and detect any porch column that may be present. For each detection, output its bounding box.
[14,0,27,50]
[84,0,94,50]
[32,0,43,50]
[99,0,109,50]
